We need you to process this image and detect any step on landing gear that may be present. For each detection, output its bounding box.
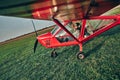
[51,49,58,58]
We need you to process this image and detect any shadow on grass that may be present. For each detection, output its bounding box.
[84,25,120,58]
[99,25,120,37]
[85,40,105,58]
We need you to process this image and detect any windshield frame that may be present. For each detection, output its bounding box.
[51,25,60,35]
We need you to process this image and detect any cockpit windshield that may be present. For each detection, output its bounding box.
[51,22,76,37]
[51,25,59,35]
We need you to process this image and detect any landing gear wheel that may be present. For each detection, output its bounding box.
[77,52,85,59]
[51,51,58,58]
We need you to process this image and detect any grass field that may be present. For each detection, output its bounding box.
[0,24,120,80]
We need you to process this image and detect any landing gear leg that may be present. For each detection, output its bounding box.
[77,44,85,59]
[51,49,58,58]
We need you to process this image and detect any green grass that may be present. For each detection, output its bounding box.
[0,25,120,80]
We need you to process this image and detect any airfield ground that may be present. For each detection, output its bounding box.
[0,24,120,80]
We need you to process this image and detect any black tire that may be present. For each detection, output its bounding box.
[77,52,85,59]
[51,51,58,58]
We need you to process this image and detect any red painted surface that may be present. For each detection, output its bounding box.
[32,0,117,20]
[37,15,120,50]
[33,0,120,52]
[37,32,78,48]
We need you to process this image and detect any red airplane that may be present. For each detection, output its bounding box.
[0,0,120,59]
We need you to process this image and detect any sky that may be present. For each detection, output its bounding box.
[0,16,54,42]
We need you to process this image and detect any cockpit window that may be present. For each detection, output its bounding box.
[55,29,65,37]
[51,25,59,35]
[55,22,75,42]
[55,23,73,37]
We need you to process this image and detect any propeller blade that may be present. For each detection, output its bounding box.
[32,20,39,53]
[34,39,38,53]
[32,20,38,36]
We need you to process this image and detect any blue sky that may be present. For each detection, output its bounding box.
[0,16,54,42]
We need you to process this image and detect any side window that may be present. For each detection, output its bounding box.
[55,23,75,43]
[55,29,74,43]
[55,29,66,37]
[65,22,80,38]
[51,25,59,35]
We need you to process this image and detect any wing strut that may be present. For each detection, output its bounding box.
[52,17,80,43]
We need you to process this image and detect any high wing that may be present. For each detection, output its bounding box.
[0,0,119,21]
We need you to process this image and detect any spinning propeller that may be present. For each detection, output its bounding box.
[32,20,38,53]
